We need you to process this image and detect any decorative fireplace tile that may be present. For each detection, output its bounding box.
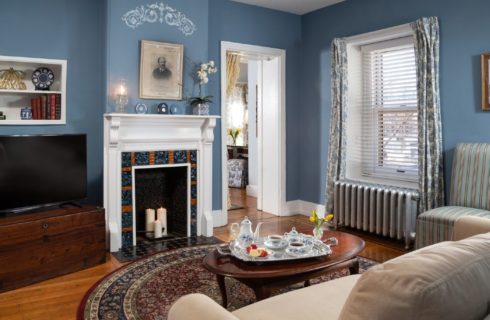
[122,231,133,248]
[191,205,197,219]
[122,212,133,228]
[134,152,150,165]
[122,152,132,167]
[154,151,169,164]
[191,184,197,198]
[174,150,187,163]
[190,150,197,163]
[120,150,198,248]
[121,190,132,206]
[122,171,132,187]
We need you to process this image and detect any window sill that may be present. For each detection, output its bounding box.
[347,175,419,190]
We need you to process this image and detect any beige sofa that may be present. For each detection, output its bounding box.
[169,216,490,320]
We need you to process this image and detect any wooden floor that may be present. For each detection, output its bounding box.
[0,188,406,320]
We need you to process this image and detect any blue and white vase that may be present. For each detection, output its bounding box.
[20,107,32,120]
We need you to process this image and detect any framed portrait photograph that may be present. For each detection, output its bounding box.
[482,53,490,111]
[140,40,184,100]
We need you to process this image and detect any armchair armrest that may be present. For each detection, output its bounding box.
[453,216,490,241]
[168,294,240,320]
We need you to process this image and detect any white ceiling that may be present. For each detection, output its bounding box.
[230,0,345,15]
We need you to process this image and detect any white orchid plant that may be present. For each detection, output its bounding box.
[189,60,218,106]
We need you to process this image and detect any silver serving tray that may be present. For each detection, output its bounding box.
[220,239,332,263]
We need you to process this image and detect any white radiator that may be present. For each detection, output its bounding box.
[333,180,419,248]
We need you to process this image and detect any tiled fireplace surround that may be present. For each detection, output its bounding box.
[104,114,218,252]
[120,150,198,248]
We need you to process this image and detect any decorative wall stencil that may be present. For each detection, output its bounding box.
[122,2,197,36]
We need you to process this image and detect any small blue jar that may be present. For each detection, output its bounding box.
[21,107,32,120]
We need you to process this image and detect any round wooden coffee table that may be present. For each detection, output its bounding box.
[203,230,365,307]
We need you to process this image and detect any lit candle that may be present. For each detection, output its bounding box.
[154,220,162,238]
[118,84,126,96]
[157,207,167,236]
[145,208,155,232]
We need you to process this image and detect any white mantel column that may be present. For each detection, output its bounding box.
[200,118,216,237]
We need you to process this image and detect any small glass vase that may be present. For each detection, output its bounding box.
[313,226,324,240]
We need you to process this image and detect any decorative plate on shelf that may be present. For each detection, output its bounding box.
[31,67,54,91]
[135,103,148,114]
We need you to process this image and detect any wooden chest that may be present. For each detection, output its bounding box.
[0,205,106,293]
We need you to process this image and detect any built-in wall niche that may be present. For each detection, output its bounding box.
[134,165,189,242]
[0,55,66,125]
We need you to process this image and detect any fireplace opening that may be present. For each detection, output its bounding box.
[134,165,189,241]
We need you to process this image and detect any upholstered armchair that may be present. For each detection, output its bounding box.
[228,159,248,188]
[415,143,490,248]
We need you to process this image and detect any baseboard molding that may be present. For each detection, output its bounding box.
[213,200,326,226]
[212,210,227,227]
[246,185,258,198]
[285,200,326,217]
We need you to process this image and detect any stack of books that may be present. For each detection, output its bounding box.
[30,94,61,120]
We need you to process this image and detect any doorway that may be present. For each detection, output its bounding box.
[219,41,286,226]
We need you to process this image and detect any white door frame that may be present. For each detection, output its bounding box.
[220,41,287,223]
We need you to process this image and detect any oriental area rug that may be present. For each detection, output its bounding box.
[78,245,377,320]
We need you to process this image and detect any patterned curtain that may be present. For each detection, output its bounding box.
[325,38,348,215]
[411,17,445,212]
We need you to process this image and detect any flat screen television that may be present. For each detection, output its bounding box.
[0,134,87,213]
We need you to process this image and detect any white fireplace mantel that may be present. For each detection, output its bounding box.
[103,113,219,252]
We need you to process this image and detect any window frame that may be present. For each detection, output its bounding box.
[344,23,419,190]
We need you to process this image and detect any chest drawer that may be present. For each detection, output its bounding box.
[0,206,106,293]
[0,209,104,248]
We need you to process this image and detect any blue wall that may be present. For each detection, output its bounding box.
[0,0,106,204]
[208,0,302,208]
[106,0,302,209]
[106,0,209,114]
[300,0,490,204]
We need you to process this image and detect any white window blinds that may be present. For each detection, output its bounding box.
[361,37,419,181]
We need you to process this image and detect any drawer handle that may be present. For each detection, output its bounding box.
[42,223,49,230]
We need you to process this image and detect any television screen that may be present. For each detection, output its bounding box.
[0,134,87,213]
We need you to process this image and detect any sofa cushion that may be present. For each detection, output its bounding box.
[168,293,240,320]
[454,216,490,241]
[415,206,490,248]
[339,233,490,320]
[232,274,361,320]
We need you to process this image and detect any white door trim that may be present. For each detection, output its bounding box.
[220,41,287,222]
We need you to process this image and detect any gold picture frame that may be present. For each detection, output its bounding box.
[139,40,184,100]
[481,53,490,111]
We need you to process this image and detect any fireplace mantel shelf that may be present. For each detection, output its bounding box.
[104,113,220,120]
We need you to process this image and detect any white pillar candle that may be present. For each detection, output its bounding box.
[154,220,162,238]
[145,208,155,232]
[157,207,167,236]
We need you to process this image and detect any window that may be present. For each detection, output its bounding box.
[346,27,419,187]
[362,37,418,181]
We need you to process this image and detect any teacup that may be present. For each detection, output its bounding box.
[287,241,307,255]
[267,235,284,242]
[264,235,288,254]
